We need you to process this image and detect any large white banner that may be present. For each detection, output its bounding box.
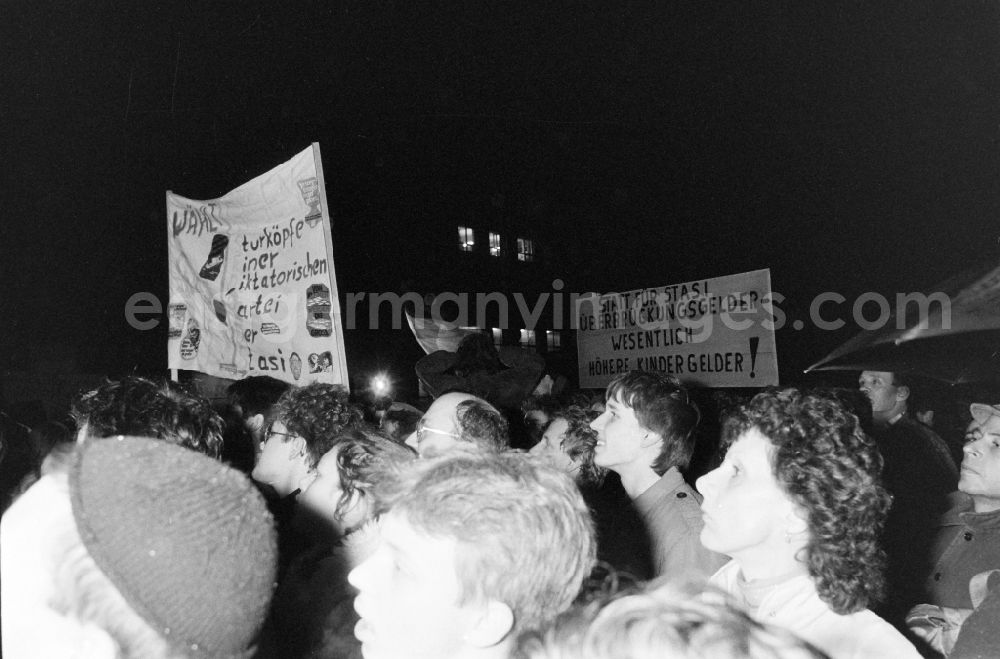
[167,144,348,387]
[577,269,779,389]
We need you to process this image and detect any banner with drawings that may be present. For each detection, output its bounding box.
[576,269,779,389]
[167,143,349,387]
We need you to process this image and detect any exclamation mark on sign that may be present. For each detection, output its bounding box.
[749,337,760,379]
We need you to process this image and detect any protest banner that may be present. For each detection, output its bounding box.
[167,143,349,387]
[576,269,778,389]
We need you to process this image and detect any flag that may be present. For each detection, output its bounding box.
[405,310,480,354]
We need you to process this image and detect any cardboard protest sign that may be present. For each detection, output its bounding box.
[167,143,348,387]
[576,269,778,389]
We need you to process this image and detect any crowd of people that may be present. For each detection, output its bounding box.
[2,335,1000,658]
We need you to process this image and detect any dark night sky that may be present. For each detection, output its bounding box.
[2,1,999,383]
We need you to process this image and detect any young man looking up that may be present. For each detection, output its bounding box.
[590,370,726,580]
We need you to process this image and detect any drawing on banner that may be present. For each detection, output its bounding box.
[179,319,201,360]
[306,283,333,338]
[576,269,779,389]
[199,234,229,281]
[212,290,232,324]
[297,177,323,227]
[308,352,334,374]
[168,303,187,339]
[167,144,349,387]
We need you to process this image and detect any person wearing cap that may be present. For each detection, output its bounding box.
[0,435,278,659]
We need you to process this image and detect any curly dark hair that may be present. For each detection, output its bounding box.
[274,383,363,468]
[723,388,891,614]
[549,405,607,488]
[331,428,417,520]
[71,377,224,458]
[455,398,510,452]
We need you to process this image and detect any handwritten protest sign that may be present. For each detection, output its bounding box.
[167,144,348,387]
[576,269,778,389]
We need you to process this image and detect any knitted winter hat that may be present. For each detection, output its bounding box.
[68,436,278,658]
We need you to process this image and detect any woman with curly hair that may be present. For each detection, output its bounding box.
[695,388,919,659]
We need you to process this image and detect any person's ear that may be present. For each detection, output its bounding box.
[896,385,910,402]
[248,413,264,432]
[463,600,514,649]
[640,430,663,450]
[783,507,809,542]
[288,435,307,460]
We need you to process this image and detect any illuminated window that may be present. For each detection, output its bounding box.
[489,232,502,257]
[491,328,503,346]
[546,330,561,351]
[517,237,535,262]
[458,226,475,252]
[519,329,536,347]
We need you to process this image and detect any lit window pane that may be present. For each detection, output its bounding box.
[458,226,475,252]
[517,237,535,262]
[546,330,561,351]
[489,232,501,257]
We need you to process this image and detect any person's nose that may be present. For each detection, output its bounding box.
[696,467,720,501]
[964,434,983,457]
[589,412,607,432]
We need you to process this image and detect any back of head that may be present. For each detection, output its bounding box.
[454,333,505,377]
[455,398,510,452]
[381,407,422,443]
[226,376,291,421]
[72,377,224,458]
[327,427,418,521]
[516,583,829,659]
[65,436,278,658]
[605,371,700,474]
[380,451,596,636]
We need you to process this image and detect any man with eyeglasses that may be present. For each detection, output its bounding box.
[405,392,509,458]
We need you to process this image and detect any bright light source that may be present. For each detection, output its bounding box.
[371,373,391,397]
